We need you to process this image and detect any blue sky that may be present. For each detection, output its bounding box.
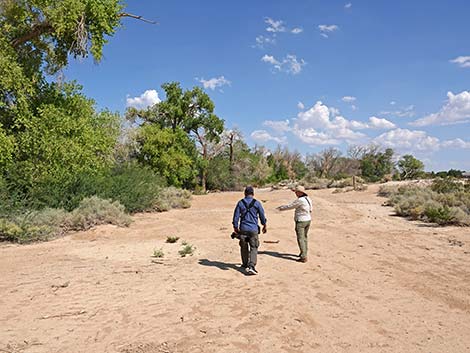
[64,0,470,171]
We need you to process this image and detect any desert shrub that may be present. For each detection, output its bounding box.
[329,178,353,188]
[382,183,470,226]
[431,178,464,194]
[166,236,180,243]
[301,177,331,190]
[0,208,68,243]
[179,243,195,257]
[67,196,132,231]
[377,185,399,197]
[153,187,192,212]
[153,248,164,258]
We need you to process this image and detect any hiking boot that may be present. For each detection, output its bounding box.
[246,267,258,275]
[297,257,308,263]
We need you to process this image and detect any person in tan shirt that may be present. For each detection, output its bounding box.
[277,185,312,263]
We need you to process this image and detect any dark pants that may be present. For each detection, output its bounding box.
[239,231,259,268]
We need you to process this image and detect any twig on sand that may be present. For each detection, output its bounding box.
[263,240,280,244]
[38,310,87,320]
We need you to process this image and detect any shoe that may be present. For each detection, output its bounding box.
[297,257,308,263]
[246,267,258,275]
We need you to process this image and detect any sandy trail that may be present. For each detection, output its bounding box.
[1,185,469,353]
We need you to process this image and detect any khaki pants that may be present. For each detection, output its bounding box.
[239,231,259,268]
[295,220,311,260]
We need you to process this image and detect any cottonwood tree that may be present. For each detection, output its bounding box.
[127,82,225,190]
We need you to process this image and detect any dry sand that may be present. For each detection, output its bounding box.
[1,184,469,353]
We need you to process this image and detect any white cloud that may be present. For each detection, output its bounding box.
[318,24,339,38]
[342,96,357,103]
[345,3,352,9]
[292,127,340,145]
[261,54,306,75]
[441,138,470,149]
[297,101,305,110]
[198,76,231,90]
[265,17,286,33]
[251,130,287,144]
[411,91,470,126]
[374,128,440,152]
[380,105,415,118]
[374,128,470,153]
[261,54,281,66]
[390,101,396,105]
[450,56,470,68]
[253,35,276,49]
[126,90,161,109]
[263,119,290,133]
[368,116,396,130]
[294,101,367,143]
[291,28,303,34]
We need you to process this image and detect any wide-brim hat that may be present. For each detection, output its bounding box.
[292,185,308,195]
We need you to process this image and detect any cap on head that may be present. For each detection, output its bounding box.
[292,185,307,195]
[244,186,254,196]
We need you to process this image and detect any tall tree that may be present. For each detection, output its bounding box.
[127,82,225,190]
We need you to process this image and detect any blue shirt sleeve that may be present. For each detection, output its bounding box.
[257,201,267,225]
[232,201,241,228]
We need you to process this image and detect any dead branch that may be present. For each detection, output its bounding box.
[38,310,87,320]
[119,12,158,25]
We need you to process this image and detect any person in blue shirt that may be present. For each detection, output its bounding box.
[232,186,267,275]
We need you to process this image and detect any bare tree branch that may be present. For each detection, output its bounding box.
[119,12,158,25]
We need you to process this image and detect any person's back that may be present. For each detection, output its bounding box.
[232,186,267,275]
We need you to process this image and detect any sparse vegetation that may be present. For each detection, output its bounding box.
[379,179,470,226]
[153,248,164,258]
[0,197,131,243]
[153,187,192,212]
[179,243,195,257]
[166,236,180,243]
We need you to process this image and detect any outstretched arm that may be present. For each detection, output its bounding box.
[277,198,302,211]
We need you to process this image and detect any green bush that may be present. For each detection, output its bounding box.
[100,163,165,213]
[179,243,196,257]
[166,236,180,243]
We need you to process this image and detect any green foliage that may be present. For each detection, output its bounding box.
[127,82,225,190]
[360,148,394,182]
[166,236,180,243]
[99,163,165,213]
[137,125,197,187]
[1,0,123,75]
[179,243,195,257]
[397,154,425,180]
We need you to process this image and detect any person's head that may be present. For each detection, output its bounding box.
[292,185,308,198]
[244,186,254,197]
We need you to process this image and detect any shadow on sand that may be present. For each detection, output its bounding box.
[198,259,246,274]
[258,250,298,261]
